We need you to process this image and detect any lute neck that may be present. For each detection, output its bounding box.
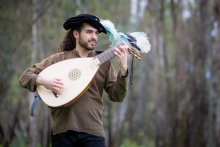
[94,42,125,65]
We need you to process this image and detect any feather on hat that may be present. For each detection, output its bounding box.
[100,20,151,54]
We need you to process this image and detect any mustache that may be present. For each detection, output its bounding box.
[89,39,97,43]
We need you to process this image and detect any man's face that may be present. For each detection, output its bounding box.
[77,23,99,51]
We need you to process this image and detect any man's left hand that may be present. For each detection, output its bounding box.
[114,45,128,77]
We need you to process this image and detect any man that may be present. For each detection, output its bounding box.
[19,14,128,147]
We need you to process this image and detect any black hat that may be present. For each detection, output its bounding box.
[63,14,107,34]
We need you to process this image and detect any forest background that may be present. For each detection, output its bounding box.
[0,0,220,147]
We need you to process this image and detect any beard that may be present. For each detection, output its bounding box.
[78,35,97,51]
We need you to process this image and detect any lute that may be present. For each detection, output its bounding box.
[37,41,140,108]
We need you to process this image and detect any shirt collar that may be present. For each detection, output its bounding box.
[72,49,97,57]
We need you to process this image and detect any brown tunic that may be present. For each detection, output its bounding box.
[19,49,128,137]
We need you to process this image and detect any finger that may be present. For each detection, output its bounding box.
[55,83,63,89]
[55,80,64,86]
[114,47,121,53]
[55,78,62,81]
[116,46,126,56]
[120,45,128,53]
[114,48,120,57]
[55,78,63,83]
[114,51,122,58]
[54,78,64,85]
[52,87,62,95]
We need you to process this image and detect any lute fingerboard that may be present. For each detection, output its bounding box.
[94,42,125,65]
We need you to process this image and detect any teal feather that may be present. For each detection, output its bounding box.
[100,20,126,47]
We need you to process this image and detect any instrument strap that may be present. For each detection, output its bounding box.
[30,95,41,116]
[129,55,134,85]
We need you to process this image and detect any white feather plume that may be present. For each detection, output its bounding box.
[128,32,151,53]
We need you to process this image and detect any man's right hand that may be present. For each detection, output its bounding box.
[36,76,64,95]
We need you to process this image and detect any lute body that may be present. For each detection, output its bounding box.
[37,57,100,108]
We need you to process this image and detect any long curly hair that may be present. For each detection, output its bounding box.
[58,24,83,52]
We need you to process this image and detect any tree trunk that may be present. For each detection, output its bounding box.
[213,0,220,146]
[28,0,38,147]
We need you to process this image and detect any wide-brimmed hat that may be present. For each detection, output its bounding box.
[63,14,107,34]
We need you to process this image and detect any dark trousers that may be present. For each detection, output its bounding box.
[51,130,105,147]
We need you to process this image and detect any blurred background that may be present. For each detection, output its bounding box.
[0,0,220,147]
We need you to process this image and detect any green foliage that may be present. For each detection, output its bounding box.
[120,140,143,147]
[120,139,155,147]
[9,133,27,147]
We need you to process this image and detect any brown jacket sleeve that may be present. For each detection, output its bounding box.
[19,54,61,92]
[104,62,128,102]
